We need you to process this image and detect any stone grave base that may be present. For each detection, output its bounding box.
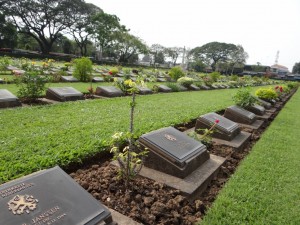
[134,154,225,202]
[256,112,273,121]
[238,119,264,131]
[102,209,141,225]
[266,108,277,113]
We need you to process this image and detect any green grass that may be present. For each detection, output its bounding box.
[0,87,252,183]
[200,89,300,225]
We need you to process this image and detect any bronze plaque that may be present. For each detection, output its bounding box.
[0,166,113,225]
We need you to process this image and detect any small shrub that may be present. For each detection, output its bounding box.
[168,66,185,81]
[15,70,49,102]
[255,88,278,100]
[73,57,93,82]
[109,67,119,76]
[166,83,180,92]
[177,77,194,87]
[209,72,221,82]
[0,56,11,71]
[232,88,257,108]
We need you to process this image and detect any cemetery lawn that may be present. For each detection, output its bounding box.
[0,87,271,183]
[200,89,300,225]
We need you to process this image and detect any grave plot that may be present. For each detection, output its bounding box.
[95,86,124,97]
[0,89,22,108]
[194,112,251,150]
[246,103,273,121]
[92,77,104,82]
[61,76,79,82]
[46,87,84,102]
[200,85,211,90]
[137,86,153,95]
[224,105,264,130]
[256,98,277,113]
[177,84,188,91]
[138,127,225,200]
[188,84,200,91]
[157,78,167,82]
[0,166,115,225]
[157,85,172,92]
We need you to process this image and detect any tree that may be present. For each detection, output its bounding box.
[113,32,148,63]
[0,13,17,49]
[165,47,183,66]
[17,32,40,51]
[292,62,300,74]
[69,3,102,56]
[229,45,248,74]
[2,0,86,54]
[150,44,165,64]
[91,12,127,60]
[190,42,238,71]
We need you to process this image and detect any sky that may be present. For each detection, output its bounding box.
[86,0,300,71]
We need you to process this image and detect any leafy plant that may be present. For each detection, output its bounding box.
[177,77,194,87]
[0,56,11,71]
[15,70,49,102]
[255,87,278,100]
[232,88,257,108]
[110,79,148,188]
[109,67,119,76]
[168,66,185,81]
[166,82,181,92]
[209,71,221,82]
[73,57,93,82]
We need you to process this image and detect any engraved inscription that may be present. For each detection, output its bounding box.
[164,134,177,141]
[7,195,38,215]
[1,183,34,198]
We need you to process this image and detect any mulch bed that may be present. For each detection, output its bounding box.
[67,108,281,225]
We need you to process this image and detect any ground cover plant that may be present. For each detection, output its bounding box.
[0,86,272,183]
[200,89,300,225]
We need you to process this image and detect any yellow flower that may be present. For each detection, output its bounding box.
[31,61,36,65]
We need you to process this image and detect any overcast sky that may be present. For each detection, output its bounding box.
[86,0,300,71]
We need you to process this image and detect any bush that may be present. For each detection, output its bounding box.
[15,70,49,102]
[0,56,11,71]
[209,72,221,82]
[73,57,93,82]
[177,77,194,87]
[109,67,119,76]
[232,88,257,108]
[168,66,185,81]
[166,83,181,92]
[255,87,278,100]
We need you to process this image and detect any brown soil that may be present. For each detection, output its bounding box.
[67,106,282,225]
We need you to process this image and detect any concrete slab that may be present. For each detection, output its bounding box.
[238,119,264,131]
[138,154,225,202]
[101,209,142,225]
[266,108,277,113]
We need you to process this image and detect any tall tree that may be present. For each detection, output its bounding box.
[190,42,238,71]
[69,3,102,56]
[292,62,300,74]
[165,47,183,66]
[91,12,127,60]
[150,44,165,64]
[229,45,248,74]
[2,0,85,54]
[113,32,148,63]
[0,13,17,49]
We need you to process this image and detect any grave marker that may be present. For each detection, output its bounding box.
[95,86,124,97]
[137,86,153,95]
[46,87,84,102]
[92,77,104,82]
[0,166,115,225]
[200,85,211,90]
[195,112,240,141]
[61,76,79,82]
[224,105,256,125]
[188,84,200,91]
[246,104,265,116]
[256,98,272,109]
[139,127,209,178]
[0,89,22,108]
[158,85,172,92]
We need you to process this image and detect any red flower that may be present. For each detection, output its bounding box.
[215,119,220,124]
[279,87,283,92]
[275,86,279,90]
[108,71,113,75]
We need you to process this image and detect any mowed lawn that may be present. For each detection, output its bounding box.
[200,89,300,225]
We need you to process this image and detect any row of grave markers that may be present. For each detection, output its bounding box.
[0,87,293,224]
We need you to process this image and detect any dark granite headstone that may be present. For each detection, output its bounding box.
[195,112,240,141]
[0,166,114,225]
[46,87,84,102]
[200,85,211,90]
[158,85,172,92]
[177,85,188,91]
[0,89,22,108]
[157,78,166,82]
[246,104,265,116]
[224,105,256,125]
[61,76,79,82]
[139,127,209,178]
[256,98,272,109]
[137,86,153,95]
[95,86,124,97]
[92,77,104,82]
[188,84,200,91]
[6,65,20,71]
